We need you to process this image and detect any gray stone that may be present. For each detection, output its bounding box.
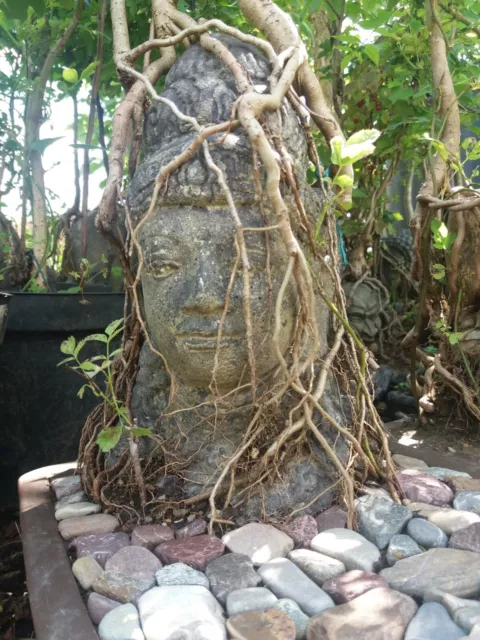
[311,528,381,572]
[425,591,480,634]
[222,523,294,565]
[72,555,103,590]
[387,535,422,566]
[380,548,480,598]
[205,553,261,605]
[175,518,207,539]
[58,514,119,540]
[92,570,155,604]
[398,470,454,506]
[55,491,87,508]
[322,570,387,604]
[227,609,296,640]
[446,478,480,493]
[468,622,480,639]
[98,603,145,640]
[288,549,345,586]
[154,534,224,570]
[156,562,209,588]
[258,557,334,616]
[87,592,122,625]
[105,546,162,582]
[372,365,393,401]
[273,599,309,640]
[449,523,480,553]
[226,587,278,616]
[392,454,428,471]
[454,492,480,513]
[315,507,347,533]
[356,495,412,550]
[127,35,346,519]
[130,524,174,549]
[51,475,82,500]
[424,468,472,481]
[55,502,101,521]
[75,532,131,568]
[404,602,464,640]
[407,517,448,548]
[138,585,226,639]
[306,587,417,640]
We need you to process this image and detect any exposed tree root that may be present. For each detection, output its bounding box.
[78,0,399,529]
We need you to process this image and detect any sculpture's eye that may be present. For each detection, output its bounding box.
[148,261,180,279]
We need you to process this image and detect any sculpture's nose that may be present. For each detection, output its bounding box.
[182,255,225,315]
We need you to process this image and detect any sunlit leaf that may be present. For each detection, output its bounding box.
[96,426,123,452]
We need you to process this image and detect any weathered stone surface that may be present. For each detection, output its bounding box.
[404,602,464,640]
[407,517,448,548]
[98,603,145,640]
[449,523,480,553]
[72,555,103,590]
[75,532,130,568]
[454,492,480,513]
[273,599,309,640]
[427,509,480,535]
[55,490,87,508]
[175,518,207,539]
[92,570,154,604]
[322,570,387,604]
[398,470,454,506]
[226,587,278,616]
[227,609,295,640]
[156,562,209,588]
[283,516,318,548]
[58,514,119,540]
[315,507,347,533]
[386,535,422,566]
[447,478,480,493]
[372,365,393,401]
[359,485,393,502]
[406,502,448,516]
[288,549,346,586]
[205,553,261,605]
[87,592,122,625]
[311,528,381,572]
[138,586,226,640]
[130,524,173,549]
[51,475,81,500]
[380,549,480,598]
[154,535,224,570]
[392,454,428,471]
[105,546,162,582]
[424,468,471,481]
[55,502,101,521]
[425,591,480,634]
[258,557,334,616]
[468,622,480,639]
[306,587,417,640]
[222,523,293,565]
[356,495,412,550]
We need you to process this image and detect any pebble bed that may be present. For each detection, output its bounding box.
[50,455,480,640]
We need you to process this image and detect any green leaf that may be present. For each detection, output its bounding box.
[364,44,380,65]
[30,136,64,155]
[130,427,152,437]
[57,356,75,367]
[105,318,123,336]
[448,332,464,345]
[392,212,403,221]
[432,263,446,280]
[332,174,354,189]
[57,286,82,294]
[96,426,123,452]
[80,61,99,82]
[330,137,344,166]
[77,384,89,399]
[83,333,108,344]
[78,361,99,372]
[60,336,76,355]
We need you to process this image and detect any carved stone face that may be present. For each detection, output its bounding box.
[140,206,297,389]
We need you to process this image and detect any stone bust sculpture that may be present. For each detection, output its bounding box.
[128,35,346,519]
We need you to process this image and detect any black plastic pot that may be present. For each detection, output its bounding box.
[0,292,125,507]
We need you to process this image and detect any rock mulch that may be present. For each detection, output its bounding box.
[51,459,480,639]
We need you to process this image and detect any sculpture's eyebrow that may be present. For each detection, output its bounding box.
[147,234,184,250]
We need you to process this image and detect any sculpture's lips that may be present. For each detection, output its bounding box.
[178,333,240,351]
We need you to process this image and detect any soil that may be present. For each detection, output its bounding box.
[0,510,33,640]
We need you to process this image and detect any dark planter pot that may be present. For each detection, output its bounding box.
[0,293,125,507]
[19,463,98,640]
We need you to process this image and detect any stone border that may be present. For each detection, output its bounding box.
[18,463,98,640]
